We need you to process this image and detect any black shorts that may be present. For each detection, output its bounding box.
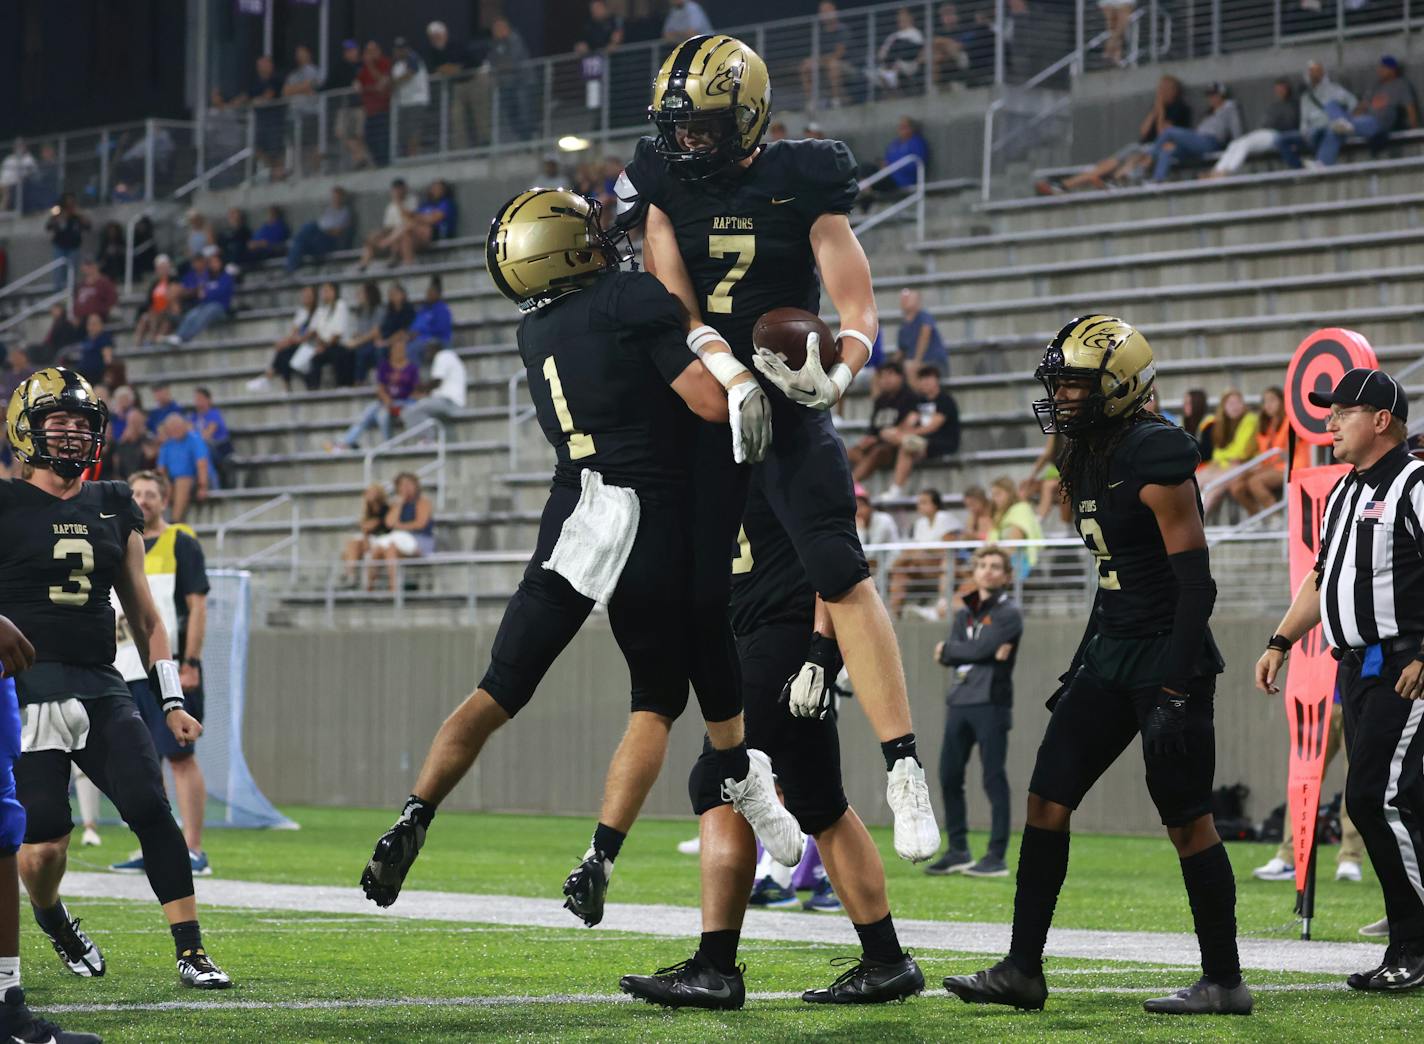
[1027,666,1217,828]
[16,694,172,845]
[133,677,203,761]
[480,483,739,724]
[689,621,849,835]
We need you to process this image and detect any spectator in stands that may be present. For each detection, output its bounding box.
[1181,387,1213,458]
[108,406,155,481]
[246,205,290,262]
[489,17,535,142]
[355,283,415,384]
[875,7,927,93]
[805,121,827,140]
[105,386,135,442]
[341,484,391,589]
[576,1,625,56]
[427,20,490,151]
[357,40,394,167]
[306,280,356,389]
[1227,386,1303,516]
[73,313,114,387]
[402,344,467,434]
[1317,55,1420,167]
[358,179,416,271]
[286,187,353,273]
[408,276,453,367]
[1150,81,1242,182]
[896,288,947,374]
[189,386,233,487]
[95,222,127,283]
[0,138,37,212]
[45,192,89,290]
[1099,0,1136,66]
[146,382,183,434]
[131,215,156,280]
[1038,74,1190,194]
[157,414,212,522]
[986,475,1042,580]
[391,36,432,157]
[1199,388,1258,516]
[1277,60,1355,169]
[395,179,458,267]
[931,3,970,85]
[216,207,252,267]
[367,472,436,593]
[183,208,216,270]
[855,486,901,576]
[283,43,323,170]
[882,116,929,191]
[212,54,286,180]
[169,247,234,344]
[1207,78,1300,178]
[332,331,420,450]
[252,284,318,391]
[73,259,118,323]
[30,303,80,367]
[889,488,962,617]
[801,2,853,109]
[0,348,32,407]
[663,0,713,42]
[848,361,918,482]
[345,281,385,372]
[887,365,961,497]
[333,39,372,169]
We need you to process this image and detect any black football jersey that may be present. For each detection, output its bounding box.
[729,473,815,637]
[623,136,860,360]
[0,479,142,669]
[1071,421,1211,638]
[518,271,698,491]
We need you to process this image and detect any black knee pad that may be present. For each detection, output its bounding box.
[790,796,850,837]
[131,814,194,905]
[688,747,728,817]
[802,530,871,602]
[631,686,690,720]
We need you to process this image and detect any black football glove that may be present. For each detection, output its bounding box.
[781,633,844,719]
[1141,688,1189,757]
[361,796,434,907]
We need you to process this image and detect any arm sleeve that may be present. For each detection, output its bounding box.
[792,139,860,216]
[944,606,1024,665]
[1163,547,1216,694]
[174,532,211,599]
[623,138,671,212]
[611,274,698,385]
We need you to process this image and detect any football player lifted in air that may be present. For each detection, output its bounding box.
[620,469,924,1009]
[945,317,1251,1016]
[621,34,940,864]
[361,189,803,920]
[1,368,230,993]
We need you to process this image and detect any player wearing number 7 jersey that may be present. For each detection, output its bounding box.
[946,317,1248,1016]
[0,367,230,993]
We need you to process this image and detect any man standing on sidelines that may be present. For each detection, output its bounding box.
[1257,367,1424,992]
[109,471,213,878]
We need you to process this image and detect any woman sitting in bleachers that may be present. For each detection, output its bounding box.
[1198,387,1257,517]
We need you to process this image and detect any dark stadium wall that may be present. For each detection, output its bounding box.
[245,615,1340,836]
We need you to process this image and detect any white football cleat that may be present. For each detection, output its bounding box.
[1336,860,1362,882]
[887,757,940,863]
[1251,857,1295,882]
[81,826,101,847]
[1360,916,1389,937]
[722,749,805,867]
[676,836,701,856]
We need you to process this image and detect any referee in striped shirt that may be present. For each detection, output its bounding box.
[1256,367,1424,993]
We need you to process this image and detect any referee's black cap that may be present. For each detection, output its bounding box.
[1308,367,1409,422]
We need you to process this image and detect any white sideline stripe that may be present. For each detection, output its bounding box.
[42,982,1349,1015]
[59,872,1383,975]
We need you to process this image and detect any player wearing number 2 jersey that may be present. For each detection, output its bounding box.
[946,316,1248,1017]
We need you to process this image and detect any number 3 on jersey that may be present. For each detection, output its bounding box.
[542,356,595,460]
[707,234,755,315]
[50,537,95,606]
[1077,517,1121,591]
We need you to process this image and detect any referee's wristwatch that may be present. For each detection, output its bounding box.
[1266,634,1292,654]
[183,657,203,670]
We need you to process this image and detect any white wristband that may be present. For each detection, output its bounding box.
[837,329,875,355]
[154,659,184,713]
[687,325,725,355]
[698,348,752,390]
[828,362,853,400]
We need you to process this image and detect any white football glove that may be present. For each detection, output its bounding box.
[781,633,844,719]
[753,333,853,411]
[726,377,771,465]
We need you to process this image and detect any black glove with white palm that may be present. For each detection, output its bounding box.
[782,632,844,719]
[361,795,435,907]
[687,325,771,463]
[753,332,854,411]
[1141,688,1189,757]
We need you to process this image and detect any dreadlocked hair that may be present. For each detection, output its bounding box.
[1058,410,1174,503]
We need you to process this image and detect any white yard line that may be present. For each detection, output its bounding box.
[60,871,1382,976]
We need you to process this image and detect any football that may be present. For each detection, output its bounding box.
[752,307,838,371]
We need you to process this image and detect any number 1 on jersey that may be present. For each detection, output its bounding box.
[1077,517,1121,590]
[542,356,596,460]
[732,526,754,575]
[707,234,756,315]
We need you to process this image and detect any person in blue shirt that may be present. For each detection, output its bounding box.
[407,276,452,368]
[395,180,457,267]
[188,385,232,481]
[245,205,290,261]
[73,313,114,387]
[170,250,234,344]
[883,116,929,189]
[895,288,947,375]
[156,413,213,522]
[145,382,184,435]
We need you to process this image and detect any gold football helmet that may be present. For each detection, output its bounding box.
[1032,315,1156,434]
[649,34,772,180]
[485,189,632,313]
[7,366,108,479]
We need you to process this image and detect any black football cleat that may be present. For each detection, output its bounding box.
[944,958,1048,1011]
[1351,943,1424,992]
[1143,976,1253,1014]
[361,813,427,908]
[802,954,925,1004]
[620,957,745,1010]
[0,987,102,1043]
[562,848,612,927]
[35,905,105,978]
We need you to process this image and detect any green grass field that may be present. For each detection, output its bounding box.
[28,806,1411,1042]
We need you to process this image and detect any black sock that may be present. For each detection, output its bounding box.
[1008,825,1070,977]
[1180,842,1242,988]
[881,733,919,771]
[32,900,70,936]
[592,822,626,862]
[714,742,751,784]
[402,794,436,829]
[854,913,906,964]
[171,920,203,959]
[696,929,741,975]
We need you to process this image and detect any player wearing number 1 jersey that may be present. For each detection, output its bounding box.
[624,34,939,863]
[945,317,1249,1016]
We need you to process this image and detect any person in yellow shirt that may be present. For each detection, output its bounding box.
[986,476,1044,580]
[1200,389,1258,516]
[1228,386,1310,515]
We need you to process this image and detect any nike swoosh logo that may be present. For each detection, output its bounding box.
[771,196,797,205]
[100,512,117,518]
[1107,481,1124,490]
[685,982,733,999]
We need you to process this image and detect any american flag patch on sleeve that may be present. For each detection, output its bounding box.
[1360,501,1387,522]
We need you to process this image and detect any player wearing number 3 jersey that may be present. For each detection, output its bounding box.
[946,316,1249,1016]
